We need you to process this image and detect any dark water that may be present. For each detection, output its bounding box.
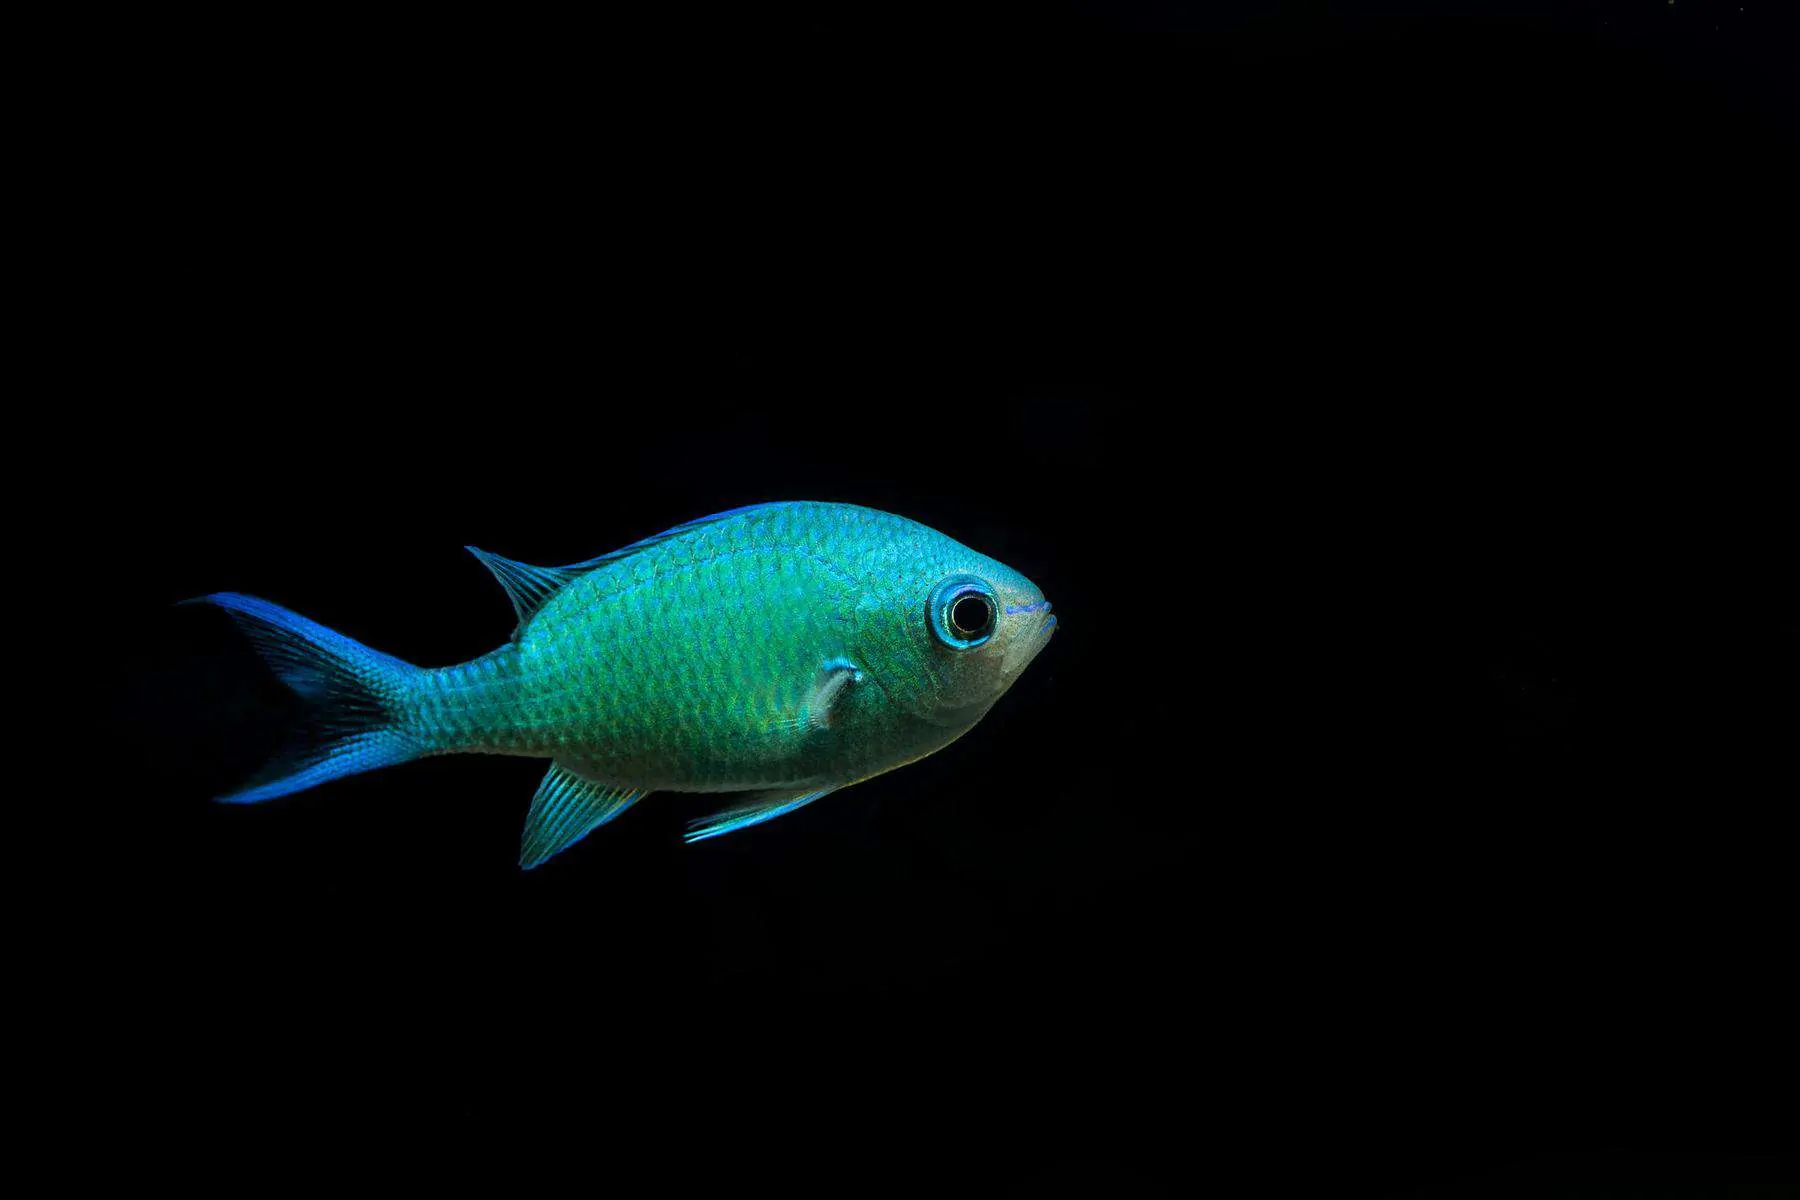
[60,1,1797,1194]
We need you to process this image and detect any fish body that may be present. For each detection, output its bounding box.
[192,502,1055,866]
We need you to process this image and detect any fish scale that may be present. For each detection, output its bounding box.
[186,501,1055,866]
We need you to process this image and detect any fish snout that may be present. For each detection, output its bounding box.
[998,596,1057,676]
[1002,597,1056,634]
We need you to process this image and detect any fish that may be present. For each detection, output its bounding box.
[187,501,1057,867]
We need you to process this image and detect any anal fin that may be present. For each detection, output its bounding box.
[520,762,647,869]
[684,785,840,844]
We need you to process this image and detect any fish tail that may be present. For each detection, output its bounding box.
[183,592,427,803]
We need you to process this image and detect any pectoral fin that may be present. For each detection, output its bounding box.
[777,657,864,735]
[520,762,647,869]
[684,785,841,843]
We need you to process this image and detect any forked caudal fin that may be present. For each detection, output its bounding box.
[184,593,426,804]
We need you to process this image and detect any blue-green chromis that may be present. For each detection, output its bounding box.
[187,501,1057,867]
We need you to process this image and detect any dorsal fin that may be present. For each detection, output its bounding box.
[466,503,786,634]
[466,547,588,632]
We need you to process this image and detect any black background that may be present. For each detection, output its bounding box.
[54,0,1798,1194]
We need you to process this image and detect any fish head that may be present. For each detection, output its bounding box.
[856,532,1057,729]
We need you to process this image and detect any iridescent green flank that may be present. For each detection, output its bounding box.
[192,502,1055,867]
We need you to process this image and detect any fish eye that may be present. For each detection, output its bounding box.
[929,577,997,650]
[950,593,994,640]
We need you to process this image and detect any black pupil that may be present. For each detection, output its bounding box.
[950,594,993,638]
